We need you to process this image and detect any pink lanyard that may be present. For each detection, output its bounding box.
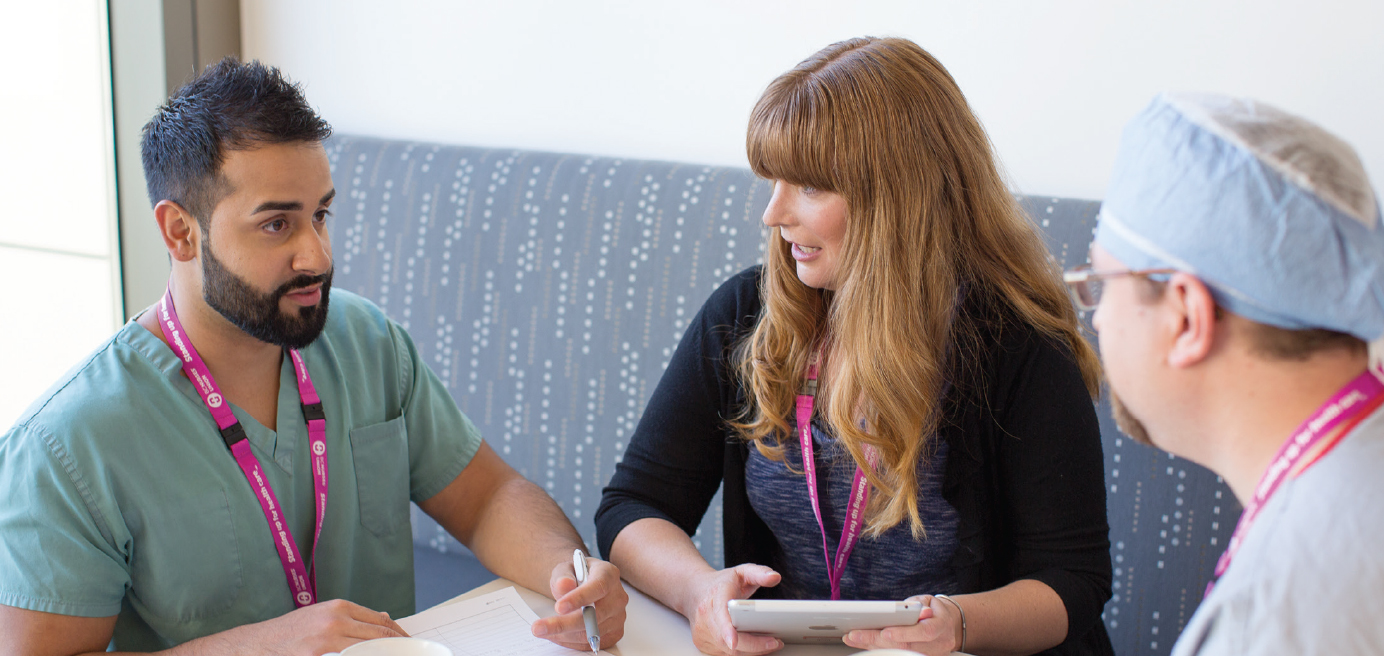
[1206,368,1384,597]
[159,289,329,608]
[796,357,879,600]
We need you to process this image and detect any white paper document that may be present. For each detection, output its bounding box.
[397,586,608,656]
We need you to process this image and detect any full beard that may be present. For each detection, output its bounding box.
[201,241,333,350]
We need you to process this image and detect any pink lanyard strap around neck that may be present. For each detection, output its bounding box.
[795,356,879,601]
[1206,368,1384,597]
[159,289,329,608]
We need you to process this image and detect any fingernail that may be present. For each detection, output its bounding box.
[533,623,550,637]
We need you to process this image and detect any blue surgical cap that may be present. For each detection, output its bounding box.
[1096,92,1384,342]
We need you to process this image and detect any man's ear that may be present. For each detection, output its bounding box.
[153,200,201,263]
[1165,273,1218,369]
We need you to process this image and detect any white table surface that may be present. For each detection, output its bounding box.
[438,579,872,656]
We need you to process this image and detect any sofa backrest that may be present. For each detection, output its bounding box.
[326,134,1239,656]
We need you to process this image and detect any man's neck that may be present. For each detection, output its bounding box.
[1197,351,1368,505]
[137,281,285,429]
[142,283,281,369]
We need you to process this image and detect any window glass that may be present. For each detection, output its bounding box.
[0,2,120,428]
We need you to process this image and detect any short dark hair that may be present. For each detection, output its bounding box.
[1136,277,1365,361]
[140,57,332,230]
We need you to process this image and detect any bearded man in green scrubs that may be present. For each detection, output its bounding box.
[0,59,628,655]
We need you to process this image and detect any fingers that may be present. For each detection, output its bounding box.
[843,628,884,650]
[708,587,779,655]
[717,567,778,646]
[691,626,782,656]
[300,599,407,647]
[538,559,629,651]
[730,631,783,655]
[846,626,929,651]
[533,606,627,651]
[696,630,782,656]
[549,560,579,602]
[380,612,410,638]
[842,596,942,651]
[536,592,628,638]
[732,564,781,591]
[842,611,947,653]
[685,565,787,656]
[339,601,398,626]
[529,613,565,639]
[532,602,595,638]
[554,559,624,614]
[353,608,409,638]
[338,602,409,640]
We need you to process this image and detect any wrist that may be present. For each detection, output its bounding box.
[934,594,967,653]
[675,568,721,619]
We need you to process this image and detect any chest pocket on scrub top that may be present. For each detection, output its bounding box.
[349,416,411,537]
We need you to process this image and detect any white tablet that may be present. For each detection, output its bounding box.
[727,599,922,644]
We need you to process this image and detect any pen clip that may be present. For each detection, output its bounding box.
[572,549,589,585]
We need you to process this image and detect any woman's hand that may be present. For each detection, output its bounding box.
[682,564,784,656]
[842,594,961,656]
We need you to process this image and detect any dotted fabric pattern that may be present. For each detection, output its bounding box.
[327,135,1239,656]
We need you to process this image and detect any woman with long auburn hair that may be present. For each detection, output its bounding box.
[597,37,1112,656]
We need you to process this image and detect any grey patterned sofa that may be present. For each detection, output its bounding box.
[325,134,1240,656]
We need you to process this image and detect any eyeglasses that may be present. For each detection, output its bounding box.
[1062,265,1178,311]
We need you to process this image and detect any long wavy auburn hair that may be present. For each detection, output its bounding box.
[733,37,1102,538]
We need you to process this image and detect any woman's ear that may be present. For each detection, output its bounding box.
[153,200,201,263]
[1165,273,1219,369]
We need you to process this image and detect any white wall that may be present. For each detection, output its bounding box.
[0,1,121,428]
[242,0,1384,200]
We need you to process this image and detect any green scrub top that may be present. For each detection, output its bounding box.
[0,290,482,650]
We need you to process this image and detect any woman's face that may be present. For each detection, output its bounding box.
[762,181,849,290]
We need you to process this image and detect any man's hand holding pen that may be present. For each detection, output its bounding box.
[531,552,629,652]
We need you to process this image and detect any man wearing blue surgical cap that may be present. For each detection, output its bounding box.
[1067,93,1384,655]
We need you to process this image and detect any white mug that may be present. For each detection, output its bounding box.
[322,637,452,656]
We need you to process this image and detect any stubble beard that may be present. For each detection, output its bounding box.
[1110,389,1156,447]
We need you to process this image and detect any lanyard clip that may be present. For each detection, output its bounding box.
[799,378,818,397]
[301,401,326,421]
[219,422,248,449]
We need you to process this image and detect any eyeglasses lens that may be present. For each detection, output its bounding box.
[1083,278,1102,309]
[1067,276,1099,311]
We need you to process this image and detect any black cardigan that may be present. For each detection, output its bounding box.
[596,267,1113,656]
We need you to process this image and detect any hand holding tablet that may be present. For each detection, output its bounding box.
[728,594,967,653]
[683,564,784,656]
[727,599,922,644]
[840,594,966,655]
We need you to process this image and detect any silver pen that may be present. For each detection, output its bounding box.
[572,549,601,655]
